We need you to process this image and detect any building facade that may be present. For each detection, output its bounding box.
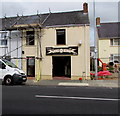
[21,25,90,80]
[1,3,90,80]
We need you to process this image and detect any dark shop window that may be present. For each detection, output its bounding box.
[56,29,66,45]
[26,31,34,45]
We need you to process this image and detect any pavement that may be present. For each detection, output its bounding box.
[0,73,119,87]
[25,77,119,88]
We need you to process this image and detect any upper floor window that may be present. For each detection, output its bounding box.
[0,39,7,45]
[56,29,66,45]
[0,32,7,39]
[110,38,120,46]
[26,31,34,45]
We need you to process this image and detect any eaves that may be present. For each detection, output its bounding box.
[99,37,120,39]
[42,24,90,29]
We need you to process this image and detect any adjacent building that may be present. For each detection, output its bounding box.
[0,30,22,68]
[97,22,120,64]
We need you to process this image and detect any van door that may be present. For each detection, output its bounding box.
[0,61,6,79]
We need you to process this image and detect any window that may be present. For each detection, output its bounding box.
[0,39,7,45]
[26,31,34,45]
[56,29,66,45]
[2,59,17,68]
[0,61,6,69]
[0,32,7,39]
[110,38,120,46]
[110,54,120,63]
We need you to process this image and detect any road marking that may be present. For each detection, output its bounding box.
[35,95,119,101]
[58,83,89,86]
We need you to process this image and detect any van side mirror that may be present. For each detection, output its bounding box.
[2,64,6,69]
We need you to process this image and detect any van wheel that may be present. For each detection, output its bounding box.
[4,77,13,85]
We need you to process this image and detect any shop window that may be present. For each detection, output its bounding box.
[26,31,34,45]
[56,29,66,45]
[110,38,120,46]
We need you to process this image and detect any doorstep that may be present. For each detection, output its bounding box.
[27,77,35,80]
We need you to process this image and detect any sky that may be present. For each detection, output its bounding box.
[0,0,119,46]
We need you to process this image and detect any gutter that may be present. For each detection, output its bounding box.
[42,24,90,29]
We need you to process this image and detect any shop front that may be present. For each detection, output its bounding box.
[46,46,78,79]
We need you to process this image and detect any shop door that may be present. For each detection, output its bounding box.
[27,57,35,77]
[52,56,71,78]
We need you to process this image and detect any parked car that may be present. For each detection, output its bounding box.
[0,58,27,85]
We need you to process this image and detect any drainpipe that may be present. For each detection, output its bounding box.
[84,24,87,80]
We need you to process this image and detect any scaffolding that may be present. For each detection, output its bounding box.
[1,11,51,81]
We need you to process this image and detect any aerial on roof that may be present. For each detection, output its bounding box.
[0,10,90,31]
[97,22,120,38]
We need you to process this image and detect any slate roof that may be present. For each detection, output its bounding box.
[0,10,89,31]
[42,11,89,27]
[97,22,120,38]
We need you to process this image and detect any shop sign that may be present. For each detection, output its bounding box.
[46,46,78,55]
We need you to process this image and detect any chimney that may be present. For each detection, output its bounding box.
[96,17,101,27]
[83,2,88,14]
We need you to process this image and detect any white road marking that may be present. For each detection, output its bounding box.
[35,95,119,101]
[58,83,89,86]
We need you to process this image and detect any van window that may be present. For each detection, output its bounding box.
[2,59,17,68]
[0,61,6,69]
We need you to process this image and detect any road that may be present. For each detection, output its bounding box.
[2,85,119,115]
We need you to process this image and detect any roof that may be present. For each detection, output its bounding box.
[0,10,90,30]
[97,22,120,38]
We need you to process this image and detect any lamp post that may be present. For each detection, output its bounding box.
[93,1,98,79]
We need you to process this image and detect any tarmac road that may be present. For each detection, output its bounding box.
[2,85,119,115]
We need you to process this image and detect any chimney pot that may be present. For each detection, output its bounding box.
[83,2,88,14]
[96,17,101,27]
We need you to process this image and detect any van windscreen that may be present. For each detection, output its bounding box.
[2,59,18,68]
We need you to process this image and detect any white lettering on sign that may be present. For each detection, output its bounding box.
[47,48,77,54]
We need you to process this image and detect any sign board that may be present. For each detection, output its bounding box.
[46,46,78,55]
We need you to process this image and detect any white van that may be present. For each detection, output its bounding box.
[0,58,27,85]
